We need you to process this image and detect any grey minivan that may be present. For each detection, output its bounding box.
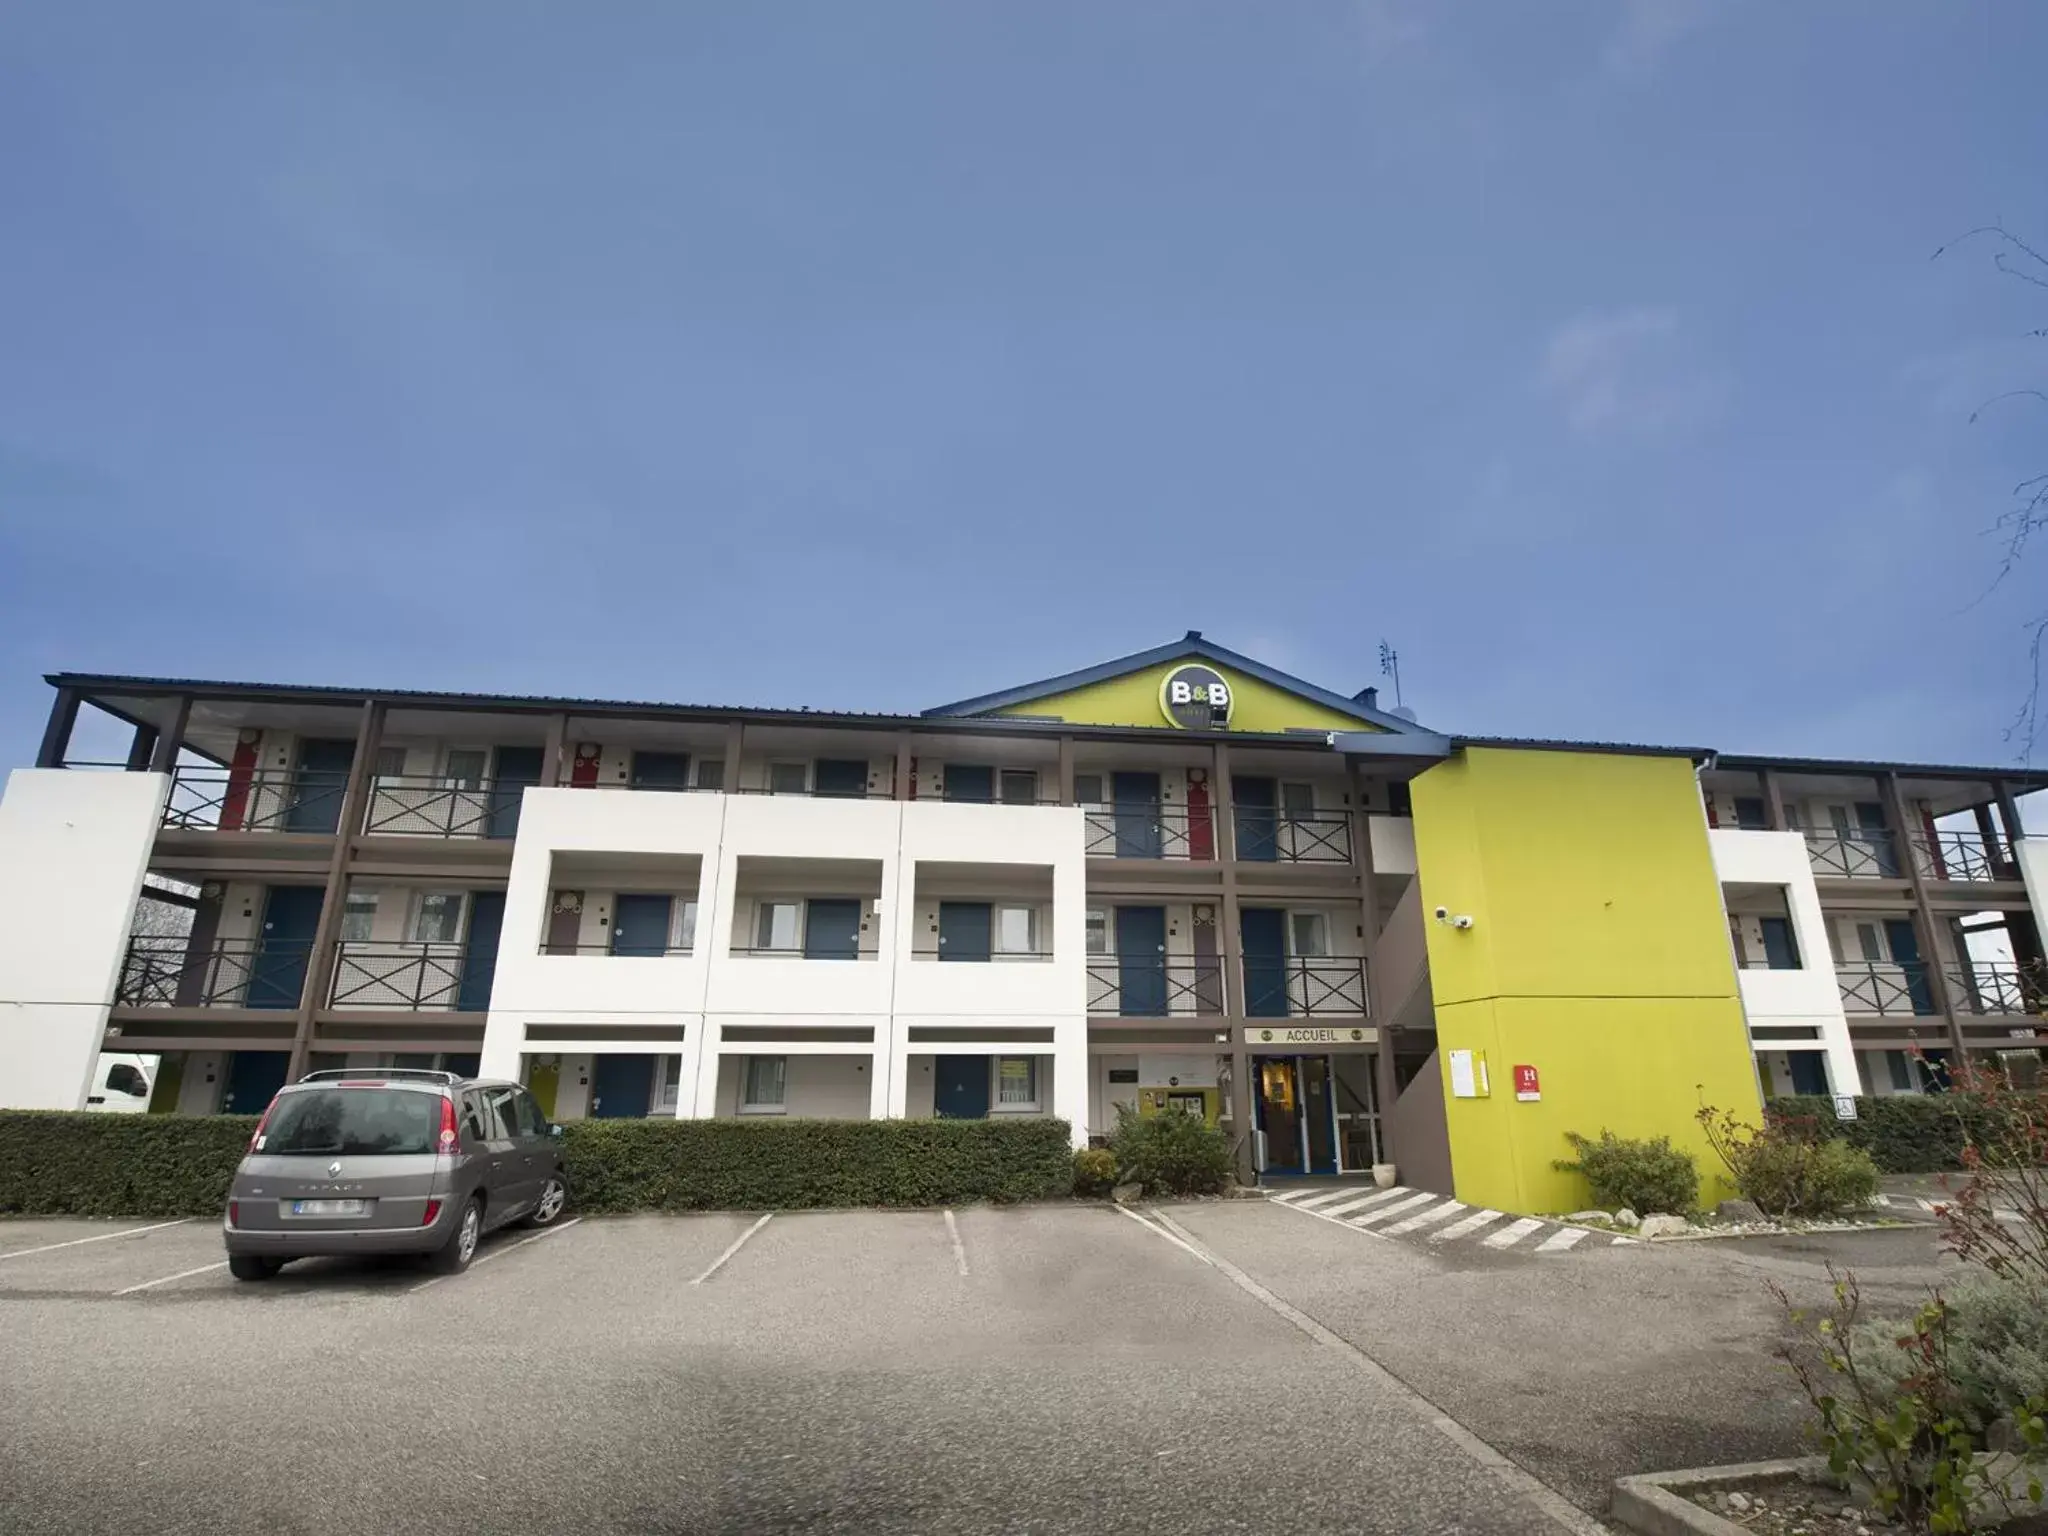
[223,1068,567,1281]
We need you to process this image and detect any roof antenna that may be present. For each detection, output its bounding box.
[1378,640,1403,711]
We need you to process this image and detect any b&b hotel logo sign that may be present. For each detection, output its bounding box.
[1158,664,1234,729]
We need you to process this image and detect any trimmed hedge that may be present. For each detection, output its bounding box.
[1767,1094,2029,1174]
[0,1112,1075,1218]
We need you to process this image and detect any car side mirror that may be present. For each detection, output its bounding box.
[549,1123,564,1139]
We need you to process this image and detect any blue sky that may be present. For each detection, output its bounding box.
[3,2,2044,769]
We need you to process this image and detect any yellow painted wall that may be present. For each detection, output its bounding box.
[992,655,1379,733]
[1411,748,1760,1214]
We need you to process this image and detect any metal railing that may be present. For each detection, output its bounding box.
[909,947,1055,963]
[1244,957,1370,1017]
[1837,961,1938,1017]
[329,941,483,1010]
[1087,959,1227,1016]
[362,777,526,840]
[1914,828,2021,884]
[726,946,874,960]
[1083,803,1217,860]
[114,936,308,1009]
[1229,809,1354,864]
[1945,961,2048,1018]
[538,941,693,958]
[161,766,348,834]
[1804,829,1904,880]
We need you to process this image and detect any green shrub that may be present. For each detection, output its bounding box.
[1554,1131,1699,1216]
[1702,1104,1880,1218]
[1071,1147,1119,1198]
[1767,1094,2027,1174]
[1943,1269,2048,1427]
[1108,1105,1232,1196]
[0,1112,1075,1217]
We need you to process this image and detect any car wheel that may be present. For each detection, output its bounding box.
[425,1197,483,1276]
[228,1255,281,1282]
[519,1173,567,1229]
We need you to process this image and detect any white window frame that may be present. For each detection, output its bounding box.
[411,891,466,945]
[1085,907,1111,956]
[1289,911,1330,958]
[994,904,1039,958]
[1073,773,1105,809]
[740,1055,788,1114]
[993,1056,1040,1112]
[695,758,726,792]
[340,891,379,943]
[767,761,809,795]
[652,1055,683,1115]
[676,900,699,954]
[441,748,489,791]
[754,901,802,952]
[373,745,409,780]
[1281,782,1316,824]
[999,768,1040,806]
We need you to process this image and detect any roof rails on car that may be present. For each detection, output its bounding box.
[295,1068,467,1086]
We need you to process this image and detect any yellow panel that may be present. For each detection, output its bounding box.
[1410,747,1761,1214]
[992,656,1378,733]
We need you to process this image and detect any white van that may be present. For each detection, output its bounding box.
[84,1053,157,1113]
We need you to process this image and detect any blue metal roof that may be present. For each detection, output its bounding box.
[921,632,1429,733]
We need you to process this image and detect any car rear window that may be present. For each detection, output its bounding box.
[258,1088,441,1156]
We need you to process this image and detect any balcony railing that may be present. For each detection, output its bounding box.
[115,936,311,1009]
[1083,803,1217,860]
[329,940,491,1010]
[1804,829,1904,880]
[1231,809,1354,864]
[1088,959,1226,1015]
[362,777,525,840]
[1246,957,1370,1017]
[909,947,1055,963]
[1914,829,2021,884]
[161,766,349,835]
[1838,961,1937,1017]
[538,941,694,958]
[1945,961,2048,1018]
[727,946,875,961]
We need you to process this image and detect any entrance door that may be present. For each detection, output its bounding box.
[590,1053,655,1118]
[221,1050,291,1114]
[248,886,324,1009]
[934,1055,990,1118]
[1787,1052,1828,1095]
[1241,907,1290,1018]
[1884,918,1935,1014]
[1256,1059,1303,1173]
[804,899,863,959]
[457,892,506,1012]
[938,902,992,962]
[487,747,545,839]
[1857,802,1898,876]
[285,739,355,834]
[813,759,869,799]
[1233,776,1278,863]
[611,894,674,957]
[1300,1056,1337,1173]
[1116,906,1167,1016]
[1112,772,1162,858]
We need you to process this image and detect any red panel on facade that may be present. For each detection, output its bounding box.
[570,743,601,789]
[219,732,260,831]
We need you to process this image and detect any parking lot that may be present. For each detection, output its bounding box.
[0,1199,1952,1535]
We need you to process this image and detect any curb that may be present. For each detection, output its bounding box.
[1610,1457,1828,1536]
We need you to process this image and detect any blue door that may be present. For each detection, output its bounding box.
[456,891,506,1011]
[1116,906,1167,1016]
[1112,773,1162,858]
[1242,907,1290,1018]
[933,1055,990,1118]
[938,902,992,962]
[221,1050,291,1114]
[285,739,355,834]
[1233,776,1278,863]
[611,894,674,957]
[1759,918,1800,970]
[248,886,323,1009]
[1884,919,1934,1014]
[591,1053,655,1118]
[804,899,863,959]
[1858,802,1899,876]
[1787,1053,1828,1095]
[943,765,994,803]
[813,759,869,798]
[486,747,544,839]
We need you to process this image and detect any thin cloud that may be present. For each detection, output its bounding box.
[1537,306,1726,436]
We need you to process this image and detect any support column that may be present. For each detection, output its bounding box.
[1882,770,1966,1061]
[1352,761,1394,1172]
[286,700,385,1082]
[1057,735,1075,806]
[35,687,80,768]
[894,730,913,800]
[147,697,191,775]
[541,711,568,787]
[723,722,745,793]
[1214,739,1253,1179]
[1760,768,1789,833]
[125,723,159,772]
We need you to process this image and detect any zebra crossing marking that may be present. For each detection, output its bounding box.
[1381,1201,1469,1237]
[1483,1217,1546,1250]
[1351,1192,1442,1226]
[1431,1208,1507,1242]
[1266,1184,1637,1258]
[1319,1188,1412,1219]
[1534,1226,1588,1254]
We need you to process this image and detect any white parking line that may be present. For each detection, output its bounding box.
[1291,1187,1372,1211]
[1320,1189,1410,1219]
[1112,1204,1213,1264]
[1351,1192,1441,1226]
[1535,1227,1587,1254]
[1431,1208,1506,1242]
[0,1218,191,1261]
[943,1209,969,1277]
[411,1215,588,1293]
[115,1261,227,1296]
[1382,1201,1468,1237]
[1483,1217,1546,1249]
[691,1213,773,1286]
[1267,1189,1314,1204]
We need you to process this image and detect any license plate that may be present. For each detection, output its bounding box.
[290,1199,367,1217]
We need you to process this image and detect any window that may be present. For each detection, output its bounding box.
[510,1090,547,1139]
[459,1093,488,1144]
[374,746,408,779]
[340,891,378,942]
[755,902,801,951]
[443,749,487,790]
[481,1087,519,1140]
[1732,796,1768,830]
[678,901,698,953]
[696,759,725,792]
[995,905,1037,955]
[1828,804,1853,836]
[261,1088,443,1156]
[1290,912,1329,957]
[105,1063,148,1097]
[1886,1051,1914,1092]
[996,1057,1037,1108]
[768,762,808,795]
[1085,909,1109,955]
[413,893,464,944]
[1281,783,1315,823]
[742,1056,787,1112]
[1000,769,1039,806]
[631,751,691,791]
[653,1056,682,1114]
[1074,773,1104,808]
[1856,923,1884,963]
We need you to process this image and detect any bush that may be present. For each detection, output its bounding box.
[1071,1147,1119,1198]
[1766,1093,2031,1174]
[0,1112,1075,1216]
[1108,1105,1232,1196]
[1553,1130,1699,1216]
[1701,1104,1880,1218]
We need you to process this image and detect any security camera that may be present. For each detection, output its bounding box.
[1451,914,1474,930]
[1433,905,1449,922]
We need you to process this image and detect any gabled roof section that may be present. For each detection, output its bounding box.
[922,632,1429,732]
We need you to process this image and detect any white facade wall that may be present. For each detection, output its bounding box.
[1709,827,1862,1095]
[0,770,169,1109]
[1367,815,1417,876]
[2019,836,2048,933]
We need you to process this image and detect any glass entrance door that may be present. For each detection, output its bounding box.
[1257,1059,1303,1173]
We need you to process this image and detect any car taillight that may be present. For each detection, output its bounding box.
[436,1094,459,1158]
[228,1200,239,1227]
[421,1199,442,1228]
[247,1097,278,1153]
